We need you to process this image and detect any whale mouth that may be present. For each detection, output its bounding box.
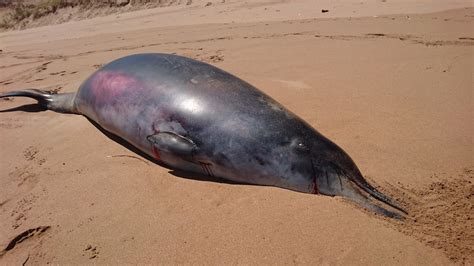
[343,178,406,219]
[313,165,407,219]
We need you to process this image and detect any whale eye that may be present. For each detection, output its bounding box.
[290,138,310,153]
[296,142,309,151]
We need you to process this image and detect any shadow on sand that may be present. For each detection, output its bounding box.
[0,103,47,113]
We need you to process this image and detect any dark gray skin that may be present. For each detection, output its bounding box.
[0,53,406,218]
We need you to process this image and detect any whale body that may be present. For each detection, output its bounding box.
[0,53,406,218]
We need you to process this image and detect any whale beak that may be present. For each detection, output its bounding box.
[314,165,407,219]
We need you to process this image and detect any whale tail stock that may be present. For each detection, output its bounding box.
[0,89,77,114]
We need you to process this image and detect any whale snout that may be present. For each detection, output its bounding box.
[307,138,407,219]
[311,163,406,219]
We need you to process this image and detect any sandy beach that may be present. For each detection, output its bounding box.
[0,0,473,264]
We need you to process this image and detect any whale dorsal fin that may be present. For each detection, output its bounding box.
[147,132,197,158]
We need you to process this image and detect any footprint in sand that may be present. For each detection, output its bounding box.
[10,193,39,229]
[22,146,47,166]
[83,244,100,259]
[49,71,67,76]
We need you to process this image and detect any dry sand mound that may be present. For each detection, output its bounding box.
[387,168,474,264]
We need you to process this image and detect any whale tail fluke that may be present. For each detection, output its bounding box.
[0,89,77,114]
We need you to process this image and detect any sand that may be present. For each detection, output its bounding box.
[0,0,473,264]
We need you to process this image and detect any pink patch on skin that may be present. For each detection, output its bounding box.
[151,145,161,161]
[90,71,146,104]
[313,176,319,194]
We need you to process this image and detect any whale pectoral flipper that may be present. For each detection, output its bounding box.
[147,132,197,158]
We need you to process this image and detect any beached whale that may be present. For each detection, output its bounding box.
[0,53,406,218]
